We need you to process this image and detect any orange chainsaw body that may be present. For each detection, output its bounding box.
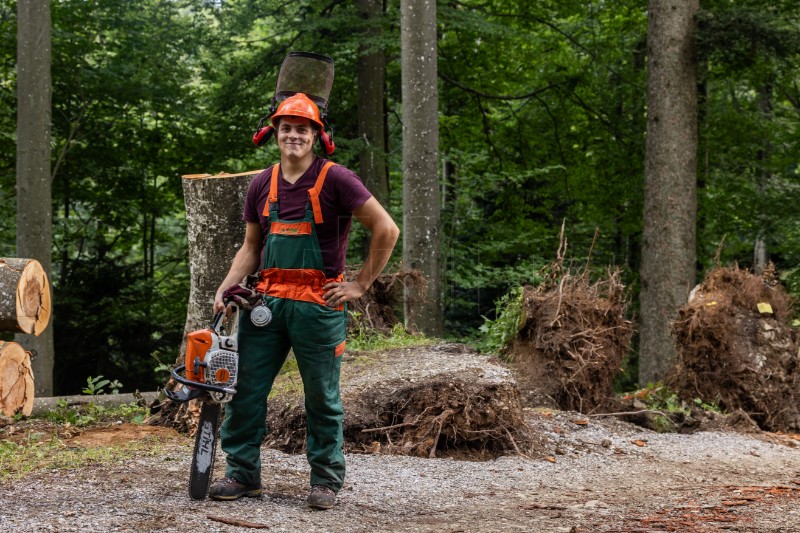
[185,329,214,384]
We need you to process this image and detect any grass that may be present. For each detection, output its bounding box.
[0,400,168,482]
[0,434,169,482]
[347,322,436,352]
[36,400,150,427]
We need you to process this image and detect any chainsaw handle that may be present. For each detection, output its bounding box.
[167,364,237,400]
[211,307,239,337]
[211,311,224,333]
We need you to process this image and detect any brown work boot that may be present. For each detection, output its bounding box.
[208,477,262,501]
[307,485,336,509]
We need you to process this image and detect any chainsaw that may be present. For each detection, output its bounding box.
[165,310,239,500]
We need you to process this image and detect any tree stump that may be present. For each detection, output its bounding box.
[150,170,262,431]
[0,258,51,335]
[0,341,35,416]
[180,170,262,358]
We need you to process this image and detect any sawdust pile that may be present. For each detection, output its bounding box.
[265,344,542,459]
[668,265,800,432]
[508,260,633,413]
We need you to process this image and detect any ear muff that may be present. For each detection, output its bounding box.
[319,130,335,155]
[253,125,275,147]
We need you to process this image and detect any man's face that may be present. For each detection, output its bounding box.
[276,116,317,160]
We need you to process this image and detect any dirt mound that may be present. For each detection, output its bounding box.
[669,265,800,431]
[265,344,544,459]
[508,264,633,413]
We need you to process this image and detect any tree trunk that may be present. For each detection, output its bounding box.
[753,82,774,275]
[16,0,54,396]
[639,0,699,385]
[179,171,259,362]
[357,0,388,208]
[401,0,442,335]
[0,258,51,335]
[0,341,35,417]
[358,0,389,261]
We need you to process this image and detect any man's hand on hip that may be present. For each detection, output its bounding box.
[322,281,366,307]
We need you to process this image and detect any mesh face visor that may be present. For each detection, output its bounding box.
[275,52,334,110]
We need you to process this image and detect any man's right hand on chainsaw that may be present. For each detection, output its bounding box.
[213,293,229,316]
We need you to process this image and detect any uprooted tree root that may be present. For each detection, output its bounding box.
[669,265,800,431]
[266,370,543,460]
[345,268,425,335]
[508,264,633,413]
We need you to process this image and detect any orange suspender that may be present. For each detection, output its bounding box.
[263,161,336,223]
[308,161,336,224]
[268,164,280,205]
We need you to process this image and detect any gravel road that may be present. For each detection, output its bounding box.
[2,410,800,532]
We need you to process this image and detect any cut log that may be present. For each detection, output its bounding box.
[0,258,51,335]
[0,341,35,416]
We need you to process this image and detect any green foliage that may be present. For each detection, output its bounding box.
[347,320,435,352]
[82,375,122,396]
[38,399,149,427]
[622,384,722,430]
[477,285,525,355]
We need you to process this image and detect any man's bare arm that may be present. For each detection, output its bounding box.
[322,197,399,307]
[213,222,263,314]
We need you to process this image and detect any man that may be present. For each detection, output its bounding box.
[209,93,399,509]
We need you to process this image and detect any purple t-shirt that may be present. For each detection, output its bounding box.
[243,157,373,278]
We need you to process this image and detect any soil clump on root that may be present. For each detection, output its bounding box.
[265,344,544,460]
[669,264,800,431]
[507,261,633,414]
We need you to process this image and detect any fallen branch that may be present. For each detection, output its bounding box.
[207,515,269,529]
[520,503,568,511]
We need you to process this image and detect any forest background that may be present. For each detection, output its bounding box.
[1,0,799,396]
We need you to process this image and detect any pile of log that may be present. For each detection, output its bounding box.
[0,258,51,416]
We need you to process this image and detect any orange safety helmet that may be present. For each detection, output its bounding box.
[270,93,325,130]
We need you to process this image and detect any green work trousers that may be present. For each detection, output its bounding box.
[219,295,347,491]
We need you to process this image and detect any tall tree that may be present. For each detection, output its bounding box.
[16,0,54,396]
[401,0,442,335]
[639,0,699,384]
[357,0,388,207]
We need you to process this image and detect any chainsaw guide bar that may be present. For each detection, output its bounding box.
[164,310,239,500]
[189,401,221,500]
